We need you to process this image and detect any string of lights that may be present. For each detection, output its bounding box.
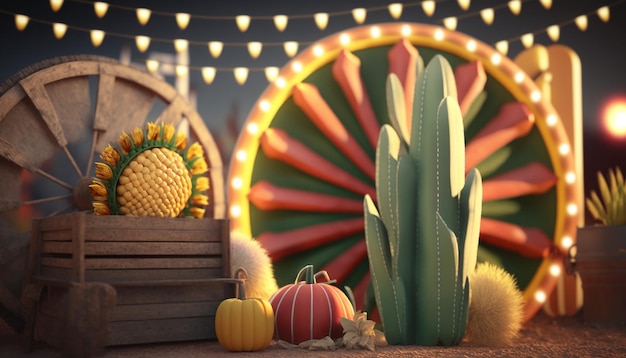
[1,0,622,85]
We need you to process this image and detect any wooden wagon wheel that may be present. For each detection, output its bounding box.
[227,24,579,322]
[0,55,225,331]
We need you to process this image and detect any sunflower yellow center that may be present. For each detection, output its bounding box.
[115,147,192,217]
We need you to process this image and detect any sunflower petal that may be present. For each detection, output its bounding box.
[95,162,113,180]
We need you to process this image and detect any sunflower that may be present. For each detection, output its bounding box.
[89,122,209,218]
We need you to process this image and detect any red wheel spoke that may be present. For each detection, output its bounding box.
[322,240,367,284]
[454,61,487,116]
[480,218,552,258]
[482,163,557,201]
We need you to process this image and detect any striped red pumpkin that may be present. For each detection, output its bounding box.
[269,265,354,344]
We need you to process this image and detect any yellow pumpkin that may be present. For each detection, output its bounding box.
[215,270,274,351]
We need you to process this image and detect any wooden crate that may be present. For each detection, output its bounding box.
[23,212,233,351]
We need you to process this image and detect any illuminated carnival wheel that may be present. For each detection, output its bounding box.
[0,55,225,331]
[228,24,578,322]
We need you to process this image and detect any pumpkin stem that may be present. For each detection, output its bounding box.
[210,268,249,300]
[296,264,315,284]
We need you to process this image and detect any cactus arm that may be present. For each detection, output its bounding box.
[376,125,401,265]
[386,74,410,146]
[364,194,406,344]
[460,168,482,285]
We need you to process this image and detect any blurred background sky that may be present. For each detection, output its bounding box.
[1,0,625,220]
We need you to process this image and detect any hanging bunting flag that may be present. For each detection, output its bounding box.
[208,41,223,58]
[14,14,29,31]
[422,1,436,16]
[136,8,151,26]
[457,0,471,11]
[274,15,288,32]
[443,17,457,30]
[521,33,534,48]
[234,67,249,85]
[480,8,494,25]
[174,39,188,53]
[284,41,298,57]
[314,12,329,30]
[264,67,279,82]
[145,59,159,73]
[547,25,560,42]
[90,29,105,47]
[539,0,552,10]
[236,15,251,32]
[495,40,508,55]
[135,35,151,52]
[176,13,191,30]
[352,8,366,24]
[52,23,67,39]
[50,0,64,12]
[202,67,216,84]
[575,15,588,31]
[597,6,610,22]
[248,42,263,59]
[93,2,109,18]
[388,3,403,19]
[508,0,521,15]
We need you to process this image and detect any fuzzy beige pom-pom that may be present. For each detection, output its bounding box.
[465,262,524,346]
[230,231,278,300]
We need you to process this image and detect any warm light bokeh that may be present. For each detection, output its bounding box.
[602,95,626,138]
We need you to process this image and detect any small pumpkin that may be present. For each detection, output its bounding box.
[215,269,274,351]
[270,264,354,344]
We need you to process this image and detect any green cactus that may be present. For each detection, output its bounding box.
[364,54,482,346]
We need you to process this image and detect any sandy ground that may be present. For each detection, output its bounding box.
[1,312,625,358]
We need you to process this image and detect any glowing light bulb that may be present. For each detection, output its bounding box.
[547,25,560,42]
[234,67,249,85]
[370,26,381,39]
[93,2,108,18]
[535,290,547,303]
[480,8,494,25]
[135,36,150,53]
[539,0,552,10]
[313,44,324,57]
[521,33,534,48]
[550,263,561,277]
[174,39,188,53]
[597,6,610,22]
[52,23,67,39]
[50,0,63,12]
[201,67,216,84]
[565,171,576,184]
[264,66,279,82]
[388,3,403,19]
[491,53,502,65]
[514,71,525,84]
[575,15,588,31]
[247,123,259,135]
[508,0,521,15]
[495,40,508,55]
[146,59,159,73]
[90,30,105,47]
[275,77,287,88]
[546,114,557,126]
[559,143,570,155]
[208,41,223,58]
[235,149,247,162]
[466,40,477,52]
[136,8,151,26]
[422,1,436,17]
[274,15,288,32]
[15,14,29,31]
[231,177,243,190]
[283,41,298,57]
[259,100,271,112]
[352,8,366,24]
[561,236,573,249]
[531,90,542,103]
[434,29,444,41]
[401,24,411,37]
[339,33,351,46]
[457,0,471,10]
[230,205,241,218]
[236,15,251,32]
[175,65,188,77]
[247,41,263,59]
[291,61,303,73]
[567,203,578,216]
[314,13,329,30]
[443,17,457,31]
[176,13,190,30]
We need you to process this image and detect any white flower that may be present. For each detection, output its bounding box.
[340,310,387,351]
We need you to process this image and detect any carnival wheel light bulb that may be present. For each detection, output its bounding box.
[91,122,209,218]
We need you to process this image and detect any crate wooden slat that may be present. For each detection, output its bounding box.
[25,211,233,350]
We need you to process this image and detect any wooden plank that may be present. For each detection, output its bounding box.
[82,213,227,234]
[85,267,224,283]
[34,312,64,348]
[41,241,72,254]
[111,301,220,321]
[38,215,73,231]
[41,229,73,242]
[114,284,231,305]
[83,229,224,243]
[106,316,216,345]
[85,257,223,270]
[39,266,73,281]
[41,257,73,269]
[83,242,222,256]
